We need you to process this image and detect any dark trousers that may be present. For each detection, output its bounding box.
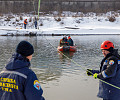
[35,25,37,29]
[24,24,26,29]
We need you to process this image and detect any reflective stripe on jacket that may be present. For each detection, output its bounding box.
[97,59,120,100]
[92,49,120,100]
[0,53,45,100]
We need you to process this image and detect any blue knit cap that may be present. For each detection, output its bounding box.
[16,41,34,57]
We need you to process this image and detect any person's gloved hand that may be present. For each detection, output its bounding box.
[93,73,98,79]
[86,69,93,76]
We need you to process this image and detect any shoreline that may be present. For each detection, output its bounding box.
[0,32,120,36]
[0,28,120,36]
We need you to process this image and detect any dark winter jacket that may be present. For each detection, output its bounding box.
[0,53,45,100]
[92,49,120,100]
[59,38,68,46]
[68,38,73,46]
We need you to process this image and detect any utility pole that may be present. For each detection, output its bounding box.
[38,0,41,19]
[38,0,41,29]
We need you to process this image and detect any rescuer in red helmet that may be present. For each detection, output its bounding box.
[101,40,114,57]
[86,40,120,100]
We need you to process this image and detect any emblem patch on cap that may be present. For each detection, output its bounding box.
[109,60,114,65]
[34,80,41,90]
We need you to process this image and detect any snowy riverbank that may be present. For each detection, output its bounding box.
[0,12,120,36]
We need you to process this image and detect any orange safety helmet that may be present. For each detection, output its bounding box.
[101,40,114,50]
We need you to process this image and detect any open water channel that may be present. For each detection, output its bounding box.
[0,35,120,100]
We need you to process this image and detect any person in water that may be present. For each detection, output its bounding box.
[86,40,120,100]
[0,40,45,100]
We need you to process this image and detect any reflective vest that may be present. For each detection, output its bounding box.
[24,20,27,24]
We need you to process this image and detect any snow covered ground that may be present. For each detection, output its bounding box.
[0,11,120,36]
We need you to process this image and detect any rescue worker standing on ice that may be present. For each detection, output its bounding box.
[86,40,120,100]
[0,40,45,100]
[34,18,37,29]
[24,19,27,29]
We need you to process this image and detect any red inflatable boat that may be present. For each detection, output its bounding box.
[57,46,77,52]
